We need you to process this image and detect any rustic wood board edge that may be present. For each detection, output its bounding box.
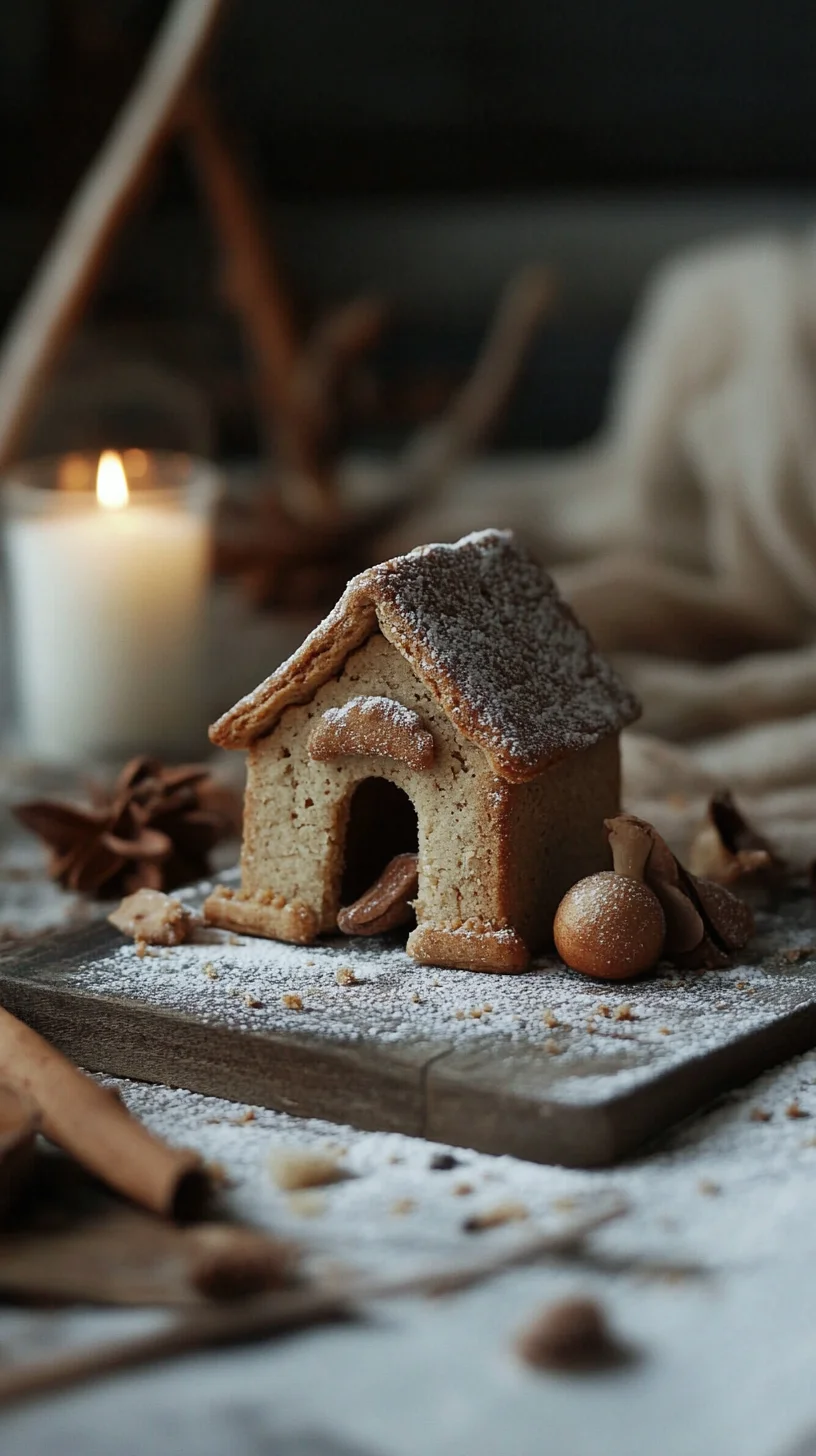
[3,922,816,1168]
[425,996,816,1167]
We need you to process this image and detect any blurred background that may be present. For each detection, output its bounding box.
[2,0,815,460]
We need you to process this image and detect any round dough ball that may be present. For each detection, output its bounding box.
[554,871,666,980]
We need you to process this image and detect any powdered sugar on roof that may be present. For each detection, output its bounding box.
[211,529,639,773]
[368,530,639,780]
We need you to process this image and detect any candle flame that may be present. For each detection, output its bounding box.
[96,451,129,510]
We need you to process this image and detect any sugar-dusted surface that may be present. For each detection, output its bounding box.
[74,883,816,1110]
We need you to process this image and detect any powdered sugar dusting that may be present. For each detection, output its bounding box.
[369,530,639,778]
[212,529,639,774]
[43,878,816,1111]
[322,695,420,733]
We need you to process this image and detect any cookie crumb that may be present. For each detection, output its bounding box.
[515,1297,625,1372]
[614,1004,635,1021]
[270,1148,346,1190]
[244,993,263,1008]
[658,1026,671,1035]
[698,1179,720,1196]
[544,1039,562,1055]
[786,1100,809,1119]
[228,934,243,946]
[203,962,218,980]
[453,1182,474,1197]
[454,1009,466,1020]
[542,1010,559,1028]
[411,991,422,1004]
[749,1107,772,1123]
[391,1197,415,1216]
[335,966,357,986]
[135,939,147,959]
[282,992,303,1011]
[287,1190,326,1218]
[596,1004,611,1018]
[463,1201,528,1232]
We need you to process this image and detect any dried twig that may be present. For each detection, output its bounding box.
[388,265,556,505]
[180,87,335,515]
[0,0,227,468]
[0,1198,625,1410]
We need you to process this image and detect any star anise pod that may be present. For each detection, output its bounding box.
[14,758,234,898]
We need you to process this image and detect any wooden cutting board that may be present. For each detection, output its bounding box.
[2,884,816,1168]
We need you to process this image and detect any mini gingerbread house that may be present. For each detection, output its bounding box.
[205,530,640,972]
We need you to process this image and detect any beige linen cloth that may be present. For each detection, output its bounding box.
[385,231,816,866]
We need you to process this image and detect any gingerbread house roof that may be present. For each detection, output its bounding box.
[210,529,640,782]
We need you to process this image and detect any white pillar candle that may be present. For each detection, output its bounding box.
[4,451,216,762]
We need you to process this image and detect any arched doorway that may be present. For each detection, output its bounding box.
[341,777,419,913]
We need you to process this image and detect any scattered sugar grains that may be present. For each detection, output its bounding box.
[75,896,816,1108]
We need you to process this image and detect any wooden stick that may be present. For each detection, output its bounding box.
[0,1006,206,1217]
[0,0,227,469]
[389,265,555,504]
[0,1199,625,1410]
[180,87,337,519]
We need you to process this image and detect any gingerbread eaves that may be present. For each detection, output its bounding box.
[209,530,640,782]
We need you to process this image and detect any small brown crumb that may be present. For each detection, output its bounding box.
[232,1108,256,1125]
[335,966,358,986]
[282,993,303,1011]
[203,962,218,980]
[735,981,747,990]
[469,1008,483,1019]
[614,1004,635,1022]
[453,1182,474,1196]
[544,1039,562,1055]
[187,1225,296,1299]
[542,1010,559,1028]
[287,1190,326,1218]
[698,1179,720,1196]
[411,992,422,1004]
[586,1021,597,1035]
[244,993,263,1009]
[109,888,193,947]
[270,1148,347,1190]
[596,1004,611,1019]
[228,934,243,946]
[390,1197,415,1216]
[135,939,147,959]
[658,1026,672,1036]
[749,1107,772,1123]
[483,1004,493,1013]
[463,1201,529,1232]
[454,1009,466,1021]
[786,1100,809,1119]
[515,1297,625,1372]
[429,1152,459,1171]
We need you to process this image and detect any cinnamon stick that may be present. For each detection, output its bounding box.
[0,1006,207,1217]
[0,1083,39,1223]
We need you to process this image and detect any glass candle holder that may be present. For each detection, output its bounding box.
[3,450,218,763]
